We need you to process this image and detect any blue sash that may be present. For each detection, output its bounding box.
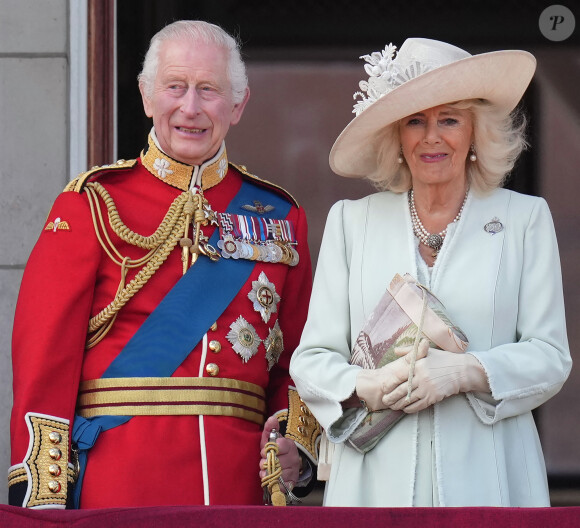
[71,179,292,507]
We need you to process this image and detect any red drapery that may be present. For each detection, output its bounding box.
[1,505,579,528]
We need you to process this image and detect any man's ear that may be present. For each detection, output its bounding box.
[139,82,153,118]
[230,87,250,126]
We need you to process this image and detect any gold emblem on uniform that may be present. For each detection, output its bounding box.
[264,321,284,370]
[227,316,261,363]
[241,200,275,215]
[248,272,280,323]
[45,217,70,232]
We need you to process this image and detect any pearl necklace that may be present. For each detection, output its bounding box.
[408,189,468,258]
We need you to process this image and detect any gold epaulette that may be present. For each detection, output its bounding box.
[284,388,321,464]
[231,162,300,208]
[64,159,137,193]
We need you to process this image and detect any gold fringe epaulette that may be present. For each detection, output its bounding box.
[64,159,137,193]
[231,163,300,208]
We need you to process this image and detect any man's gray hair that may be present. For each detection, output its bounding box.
[138,20,248,104]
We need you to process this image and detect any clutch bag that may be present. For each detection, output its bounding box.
[347,273,468,453]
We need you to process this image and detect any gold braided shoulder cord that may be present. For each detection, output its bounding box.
[85,182,191,348]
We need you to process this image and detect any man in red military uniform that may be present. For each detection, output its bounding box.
[9,20,318,509]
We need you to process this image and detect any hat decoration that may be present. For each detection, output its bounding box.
[353,43,438,116]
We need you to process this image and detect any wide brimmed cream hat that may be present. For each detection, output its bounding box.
[329,38,536,178]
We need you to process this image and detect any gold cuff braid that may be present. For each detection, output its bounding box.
[10,414,72,507]
[284,389,321,464]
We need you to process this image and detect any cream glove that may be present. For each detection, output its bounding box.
[355,343,428,412]
[381,348,490,413]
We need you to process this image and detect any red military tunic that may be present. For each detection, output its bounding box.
[9,135,312,508]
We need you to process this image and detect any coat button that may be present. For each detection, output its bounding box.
[47,480,61,493]
[210,322,218,331]
[49,464,62,476]
[49,448,62,460]
[209,340,221,353]
[48,431,62,444]
[206,363,219,376]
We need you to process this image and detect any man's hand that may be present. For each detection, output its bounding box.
[259,415,301,489]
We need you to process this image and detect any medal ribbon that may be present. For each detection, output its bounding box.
[218,213,296,243]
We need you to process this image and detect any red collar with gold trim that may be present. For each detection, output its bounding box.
[141,133,229,192]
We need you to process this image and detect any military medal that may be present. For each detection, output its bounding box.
[240,241,254,260]
[289,245,300,266]
[216,212,298,266]
[269,243,283,263]
[227,316,261,363]
[264,321,284,370]
[217,234,240,259]
[248,272,280,323]
[260,244,272,262]
[249,243,261,261]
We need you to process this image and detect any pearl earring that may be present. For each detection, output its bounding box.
[469,144,477,162]
[398,147,404,164]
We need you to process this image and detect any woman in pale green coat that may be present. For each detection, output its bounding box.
[290,38,571,507]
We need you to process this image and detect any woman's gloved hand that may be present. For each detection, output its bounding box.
[382,347,490,413]
[355,341,428,412]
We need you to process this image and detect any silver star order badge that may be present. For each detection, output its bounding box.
[264,321,284,371]
[248,272,280,323]
[227,316,261,363]
[203,202,219,226]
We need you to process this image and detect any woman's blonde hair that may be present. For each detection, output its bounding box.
[366,99,528,193]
